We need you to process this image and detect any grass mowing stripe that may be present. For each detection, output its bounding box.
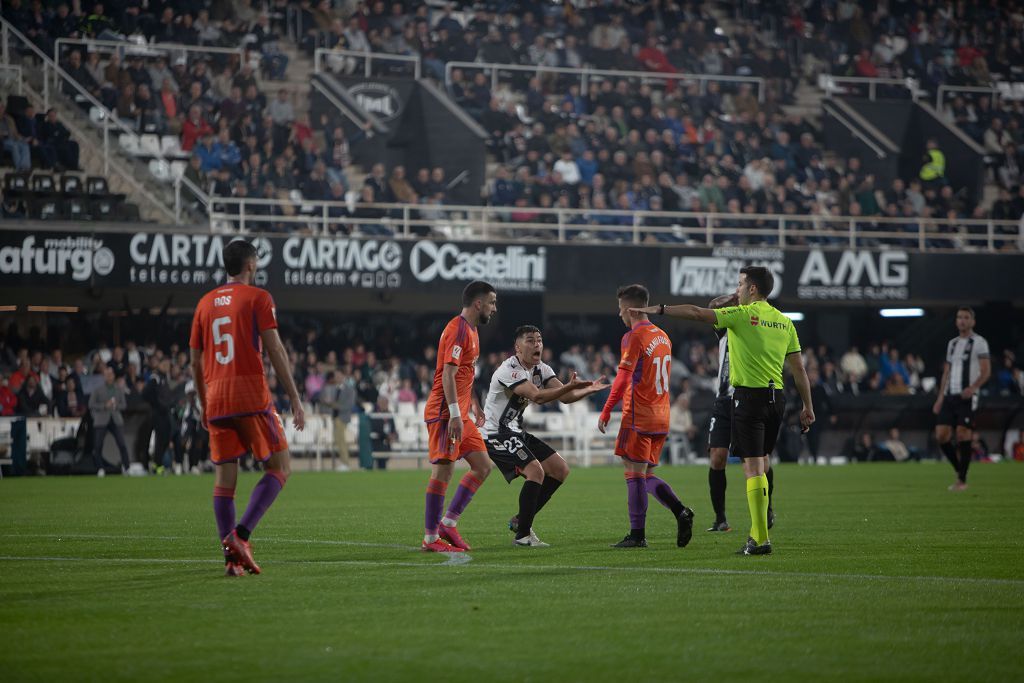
[3,552,1023,587]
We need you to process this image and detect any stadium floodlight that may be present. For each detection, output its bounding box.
[782,312,804,321]
[879,308,925,318]
[0,305,16,312]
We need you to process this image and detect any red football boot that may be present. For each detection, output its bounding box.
[224,561,245,577]
[439,524,472,551]
[421,538,465,553]
[222,530,262,574]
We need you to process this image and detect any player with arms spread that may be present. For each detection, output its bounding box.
[599,284,696,549]
[421,281,497,553]
[189,240,305,576]
[483,325,609,547]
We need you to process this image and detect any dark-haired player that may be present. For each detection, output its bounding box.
[189,239,305,576]
[631,266,814,556]
[483,325,609,546]
[599,284,695,549]
[933,307,990,491]
[421,281,497,553]
[705,293,776,533]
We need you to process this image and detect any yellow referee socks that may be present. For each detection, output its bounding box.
[746,474,770,545]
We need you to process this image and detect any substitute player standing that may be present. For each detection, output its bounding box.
[705,293,776,533]
[599,284,696,549]
[421,281,497,553]
[933,307,991,491]
[189,240,305,576]
[631,267,813,555]
[483,325,608,547]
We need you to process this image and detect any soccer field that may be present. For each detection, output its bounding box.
[2,463,1022,682]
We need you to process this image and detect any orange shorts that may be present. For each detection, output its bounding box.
[615,427,667,466]
[208,408,288,464]
[427,418,487,463]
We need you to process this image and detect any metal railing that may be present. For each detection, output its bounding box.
[819,75,921,101]
[0,64,23,94]
[823,100,887,159]
[54,38,245,74]
[313,48,421,79]
[1,19,182,222]
[445,61,767,102]
[310,76,383,133]
[207,198,1022,252]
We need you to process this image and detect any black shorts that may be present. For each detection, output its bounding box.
[937,395,979,429]
[486,431,557,483]
[708,396,733,450]
[730,387,786,459]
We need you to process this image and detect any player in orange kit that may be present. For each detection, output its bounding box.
[599,284,695,549]
[189,240,305,576]
[421,281,497,553]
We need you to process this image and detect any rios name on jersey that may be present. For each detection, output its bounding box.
[483,355,556,435]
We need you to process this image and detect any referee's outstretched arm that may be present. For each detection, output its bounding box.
[628,303,718,323]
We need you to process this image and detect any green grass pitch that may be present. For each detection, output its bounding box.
[2,462,1022,682]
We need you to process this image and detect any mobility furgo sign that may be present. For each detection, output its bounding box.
[128,233,272,287]
[668,246,784,299]
[792,249,909,300]
[409,242,547,293]
[0,234,115,283]
[279,236,403,289]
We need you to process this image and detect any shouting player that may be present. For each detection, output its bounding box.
[422,281,497,553]
[483,325,609,547]
[599,284,695,549]
[189,240,305,576]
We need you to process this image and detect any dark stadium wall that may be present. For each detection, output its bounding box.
[315,75,486,206]
[822,106,900,188]
[842,98,985,204]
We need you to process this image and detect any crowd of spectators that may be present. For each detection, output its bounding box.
[4,315,1023,472]
[5,0,1024,239]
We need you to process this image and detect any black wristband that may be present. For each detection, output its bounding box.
[658,304,665,315]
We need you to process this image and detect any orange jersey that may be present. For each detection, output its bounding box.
[618,321,672,434]
[189,282,276,421]
[424,315,479,424]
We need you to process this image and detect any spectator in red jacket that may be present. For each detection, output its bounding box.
[8,358,36,393]
[181,104,213,152]
[0,376,17,416]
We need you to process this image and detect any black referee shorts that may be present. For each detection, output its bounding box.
[730,386,786,459]
[708,396,732,450]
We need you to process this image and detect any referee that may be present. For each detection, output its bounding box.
[932,307,991,492]
[630,266,814,555]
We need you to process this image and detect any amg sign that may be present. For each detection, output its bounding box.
[795,249,909,300]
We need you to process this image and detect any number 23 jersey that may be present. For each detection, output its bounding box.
[189,282,276,421]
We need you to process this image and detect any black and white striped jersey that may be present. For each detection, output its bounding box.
[945,333,990,395]
[483,355,557,435]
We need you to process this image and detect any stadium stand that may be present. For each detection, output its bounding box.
[1,1,1019,248]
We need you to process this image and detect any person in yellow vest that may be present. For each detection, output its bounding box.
[920,138,946,185]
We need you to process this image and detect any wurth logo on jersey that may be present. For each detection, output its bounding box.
[750,316,759,326]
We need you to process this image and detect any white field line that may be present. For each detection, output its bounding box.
[0,533,1022,588]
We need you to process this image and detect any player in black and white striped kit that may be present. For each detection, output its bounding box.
[705,294,775,532]
[483,325,608,546]
[933,307,991,491]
